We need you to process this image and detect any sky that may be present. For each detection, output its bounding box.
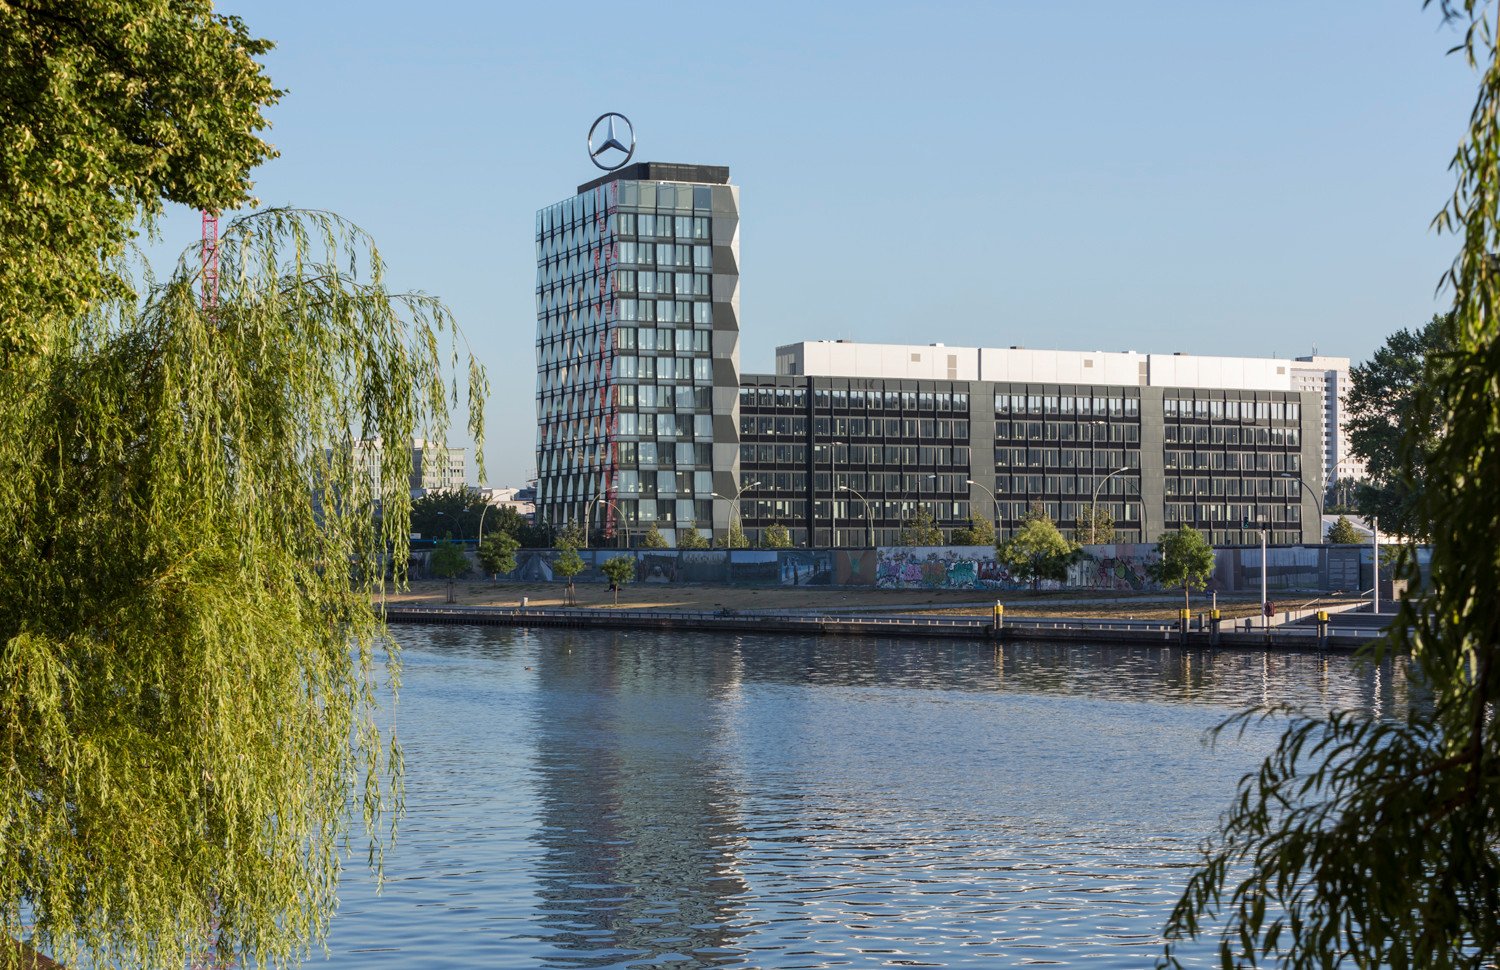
[153,1,1477,485]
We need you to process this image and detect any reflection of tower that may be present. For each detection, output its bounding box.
[528,633,749,964]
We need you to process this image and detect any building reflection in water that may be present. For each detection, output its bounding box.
[527,633,750,968]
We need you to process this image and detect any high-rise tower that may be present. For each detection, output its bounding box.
[535,163,741,545]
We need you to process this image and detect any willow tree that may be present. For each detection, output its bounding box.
[1159,2,1500,966]
[0,209,485,969]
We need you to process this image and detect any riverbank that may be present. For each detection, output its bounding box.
[381,600,1380,651]
[381,580,1364,621]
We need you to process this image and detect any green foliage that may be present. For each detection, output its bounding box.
[0,209,484,969]
[640,522,669,549]
[897,506,944,546]
[410,487,488,539]
[600,556,635,604]
[516,519,554,548]
[1160,6,1500,965]
[997,514,1079,589]
[481,504,528,540]
[1147,526,1215,611]
[676,522,710,549]
[1074,503,1116,544]
[719,521,751,548]
[1326,514,1364,545]
[476,532,519,577]
[551,544,586,581]
[0,1,281,359]
[761,522,793,548]
[554,520,587,549]
[951,514,996,546]
[427,540,470,580]
[1346,312,1452,538]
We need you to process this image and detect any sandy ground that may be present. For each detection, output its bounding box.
[379,580,1360,621]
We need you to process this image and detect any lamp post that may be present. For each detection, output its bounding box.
[966,478,1001,535]
[584,492,631,549]
[1277,471,1324,542]
[711,479,761,545]
[1089,466,1131,544]
[836,484,875,548]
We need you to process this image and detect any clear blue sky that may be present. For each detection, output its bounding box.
[154,1,1476,485]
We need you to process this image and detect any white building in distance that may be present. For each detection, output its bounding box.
[1291,355,1364,489]
[352,437,468,499]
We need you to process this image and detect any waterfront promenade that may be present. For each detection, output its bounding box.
[381,583,1383,651]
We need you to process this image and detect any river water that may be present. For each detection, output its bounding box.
[318,626,1409,969]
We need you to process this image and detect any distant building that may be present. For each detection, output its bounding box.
[351,437,467,499]
[478,485,536,520]
[410,439,466,496]
[1291,355,1364,490]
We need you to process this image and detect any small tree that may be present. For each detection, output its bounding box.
[676,521,710,549]
[762,522,793,548]
[600,555,635,604]
[951,514,996,546]
[1327,514,1364,544]
[898,506,944,545]
[997,515,1079,589]
[552,543,586,606]
[719,521,751,548]
[1074,502,1116,544]
[554,520,587,549]
[477,531,520,578]
[428,540,471,604]
[640,522,669,549]
[1149,526,1216,614]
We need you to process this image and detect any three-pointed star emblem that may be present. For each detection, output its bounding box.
[587,113,636,172]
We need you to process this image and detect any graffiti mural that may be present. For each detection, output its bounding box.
[833,550,877,586]
[727,551,778,584]
[875,546,1006,590]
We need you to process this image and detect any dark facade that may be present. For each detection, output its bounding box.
[736,373,1321,547]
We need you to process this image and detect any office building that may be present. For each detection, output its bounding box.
[1291,355,1364,490]
[535,167,1326,547]
[534,162,741,545]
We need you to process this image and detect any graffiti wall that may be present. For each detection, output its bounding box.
[1069,543,1159,591]
[875,546,1009,590]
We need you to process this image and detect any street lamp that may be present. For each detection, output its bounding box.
[711,479,761,544]
[584,492,630,549]
[1089,466,1131,544]
[965,478,1001,534]
[836,484,875,548]
[1277,471,1324,542]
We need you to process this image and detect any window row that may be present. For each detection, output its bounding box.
[996,422,1140,443]
[609,213,710,239]
[810,443,972,466]
[616,469,715,496]
[615,385,712,409]
[996,474,1139,496]
[739,386,809,410]
[997,394,1139,417]
[614,327,712,352]
[814,388,970,413]
[615,270,715,299]
[740,415,810,437]
[616,412,715,437]
[614,242,713,270]
[1165,398,1301,422]
[1164,451,1301,472]
[616,441,713,467]
[1165,503,1302,524]
[995,449,1141,470]
[1165,477,1303,497]
[1164,425,1301,446]
[617,499,715,526]
[615,356,714,381]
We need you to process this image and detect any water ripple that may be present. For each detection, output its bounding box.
[316,628,1407,969]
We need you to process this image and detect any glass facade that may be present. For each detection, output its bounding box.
[536,169,739,545]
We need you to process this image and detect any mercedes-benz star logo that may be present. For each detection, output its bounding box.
[587,112,636,172]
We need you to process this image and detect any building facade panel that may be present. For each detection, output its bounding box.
[536,164,739,546]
